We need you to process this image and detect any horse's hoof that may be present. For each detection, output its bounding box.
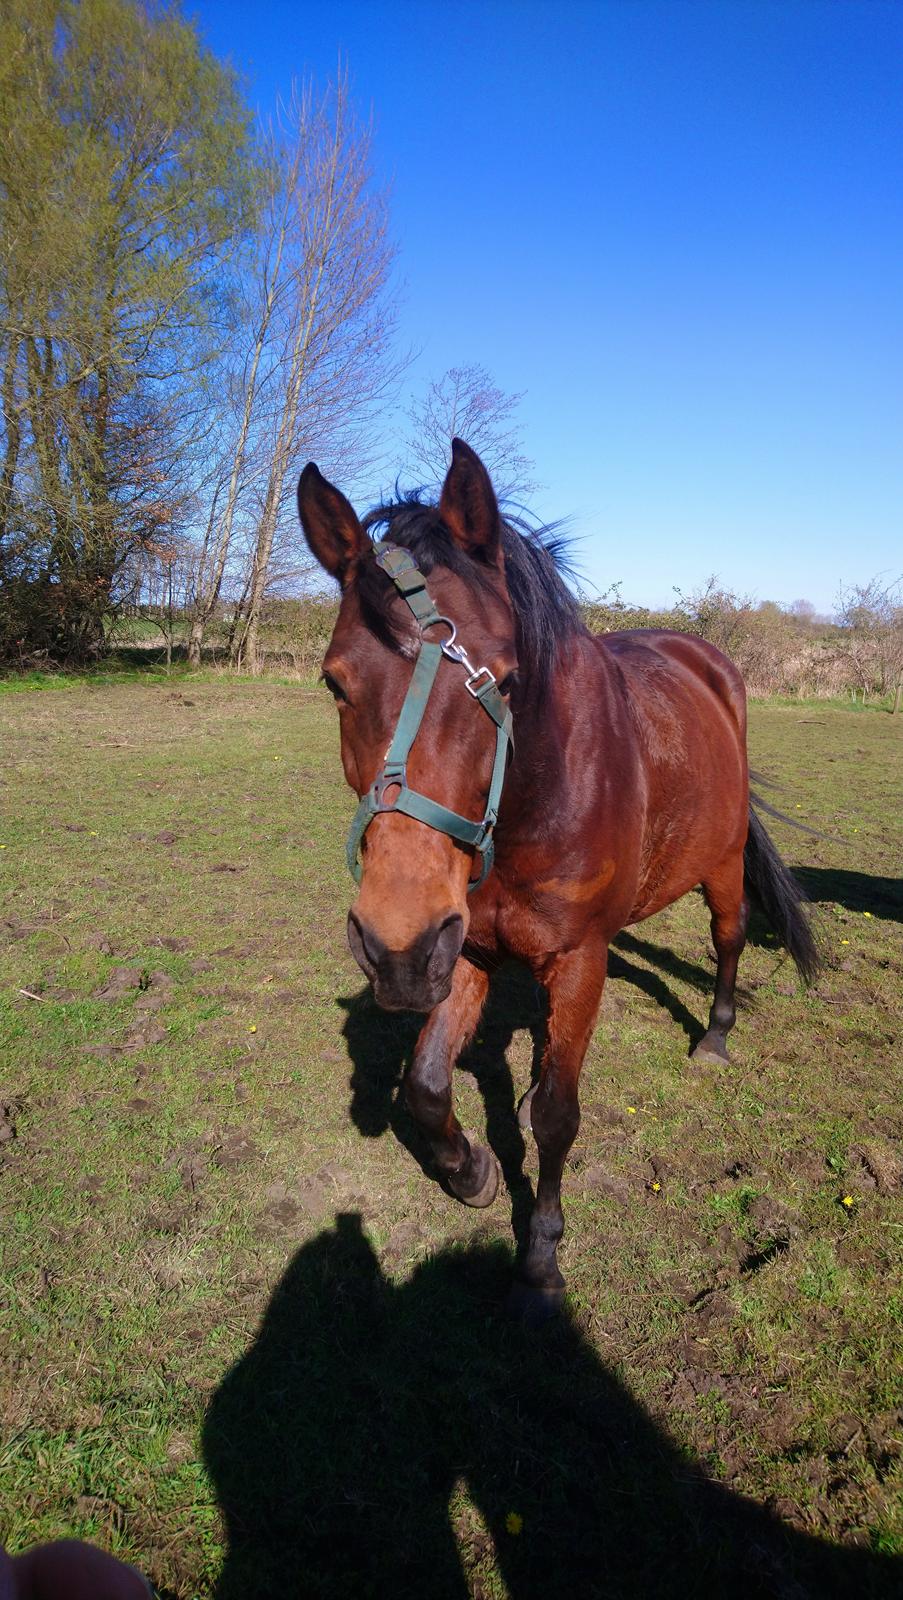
[516,1084,536,1130]
[690,1035,729,1065]
[448,1140,500,1208]
[506,1279,564,1325]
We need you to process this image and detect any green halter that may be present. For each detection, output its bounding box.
[346,540,514,891]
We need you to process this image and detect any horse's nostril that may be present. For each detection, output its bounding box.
[347,910,384,978]
[427,914,465,983]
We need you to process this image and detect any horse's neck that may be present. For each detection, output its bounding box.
[503,633,617,821]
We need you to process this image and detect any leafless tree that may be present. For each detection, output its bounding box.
[402,364,538,503]
[834,576,903,705]
[202,74,403,674]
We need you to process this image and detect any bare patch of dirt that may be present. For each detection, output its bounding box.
[213,1132,260,1170]
[124,1021,168,1049]
[583,1163,632,1203]
[848,1140,902,1194]
[92,966,143,1000]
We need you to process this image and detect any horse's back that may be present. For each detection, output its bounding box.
[594,629,749,919]
[598,628,747,734]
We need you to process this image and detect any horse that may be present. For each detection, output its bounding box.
[296,438,819,1318]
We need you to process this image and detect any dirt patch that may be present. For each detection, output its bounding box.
[213,1132,260,1170]
[92,966,143,1000]
[582,1163,632,1204]
[848,1139,902,1194]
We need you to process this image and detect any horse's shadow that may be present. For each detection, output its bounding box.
[338,940,710,1178]
[339,961,546,1249]
[793,865,903,924]
[203,1215,901,1600]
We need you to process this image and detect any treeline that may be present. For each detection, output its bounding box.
[122,573,902,702]
[0,0,399,669]
[582,577,903,703]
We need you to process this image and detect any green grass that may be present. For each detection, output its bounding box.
[1,684,901,1596]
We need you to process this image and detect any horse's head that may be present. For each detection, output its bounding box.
[297,440,518,1012]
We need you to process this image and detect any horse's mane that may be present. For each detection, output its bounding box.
[356,493,585,693]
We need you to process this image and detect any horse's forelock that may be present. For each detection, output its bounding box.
[352,493,584,692]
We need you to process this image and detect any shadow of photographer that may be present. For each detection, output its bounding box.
[204,1215,900,1600]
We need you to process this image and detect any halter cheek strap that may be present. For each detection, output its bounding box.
[345,541,514,892]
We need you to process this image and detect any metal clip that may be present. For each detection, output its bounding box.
[465,665,497,699]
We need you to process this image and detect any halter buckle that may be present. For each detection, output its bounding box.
[465,665,496,698]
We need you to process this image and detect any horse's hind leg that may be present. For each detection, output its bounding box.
[690,850,749,1065]
[405,957,499,1206]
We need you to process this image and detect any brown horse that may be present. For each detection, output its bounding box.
[297,439,818,1317]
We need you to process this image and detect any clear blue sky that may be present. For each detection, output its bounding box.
[192,0,902,613]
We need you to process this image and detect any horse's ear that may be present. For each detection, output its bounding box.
[297,463,367,584]
[438,438,501,565]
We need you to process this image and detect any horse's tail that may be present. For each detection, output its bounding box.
[743,801,822,983]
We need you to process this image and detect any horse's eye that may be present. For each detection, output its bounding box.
[497,672,517,697]
[321,671,348,703]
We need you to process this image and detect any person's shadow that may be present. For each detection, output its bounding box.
[203,1215,900,1600]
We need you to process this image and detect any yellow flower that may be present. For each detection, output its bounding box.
[505,1512,523,1535]
[249,1024,257,1033]
[89,831,98,837]
[840,939,850,945]
[651,1181,661,1192]
[626,1106,637,1115]
[841,1194,855,1208]
[863,912,872,918]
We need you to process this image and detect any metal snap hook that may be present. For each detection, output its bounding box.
[423,615,461,658]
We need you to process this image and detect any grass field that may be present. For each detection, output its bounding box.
[1,675,901,1598]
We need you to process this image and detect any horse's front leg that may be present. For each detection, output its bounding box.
[512,940,608,1319]
[405,956,499,1206]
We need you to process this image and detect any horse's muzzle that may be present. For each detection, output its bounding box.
[347,909,464,1012]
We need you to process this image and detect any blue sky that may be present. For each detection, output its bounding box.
[193,0,902,612]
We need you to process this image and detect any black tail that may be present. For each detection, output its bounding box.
[744,803,822,983]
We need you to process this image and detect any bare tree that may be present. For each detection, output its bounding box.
[217,74,402,674]
[402,364,538,502]
[834,576,903,704]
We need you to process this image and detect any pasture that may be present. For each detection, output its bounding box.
[1,673,901,1598]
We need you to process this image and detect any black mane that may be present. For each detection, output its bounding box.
[356,493,585,692]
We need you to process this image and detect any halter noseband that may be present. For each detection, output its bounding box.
[345,540,514,892]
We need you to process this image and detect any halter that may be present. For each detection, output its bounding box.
[345,540,514,891]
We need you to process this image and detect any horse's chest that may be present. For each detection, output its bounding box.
[470,859,627,965]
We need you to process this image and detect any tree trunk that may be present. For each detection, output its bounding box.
[187,610,206,669]
[237,104,343,675]
[189,160,297,667]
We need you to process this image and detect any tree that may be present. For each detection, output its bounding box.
[0,0,259,662]
[834,576,903,704]
[216,74,402,675]
[402,364,538,502]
